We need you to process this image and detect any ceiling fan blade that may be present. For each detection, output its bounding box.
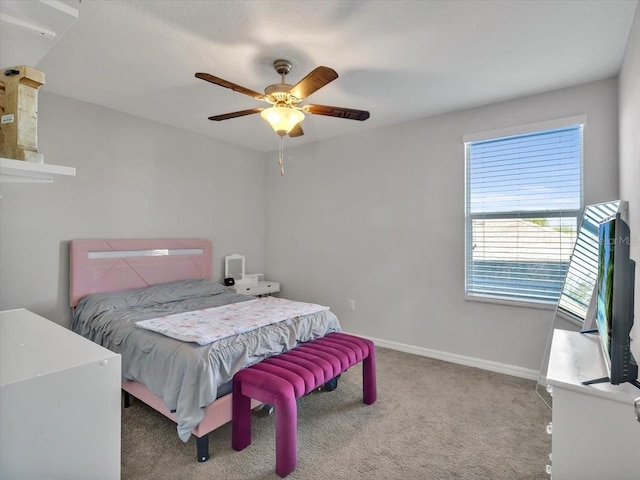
[289,123,304,137]
[289,66,338,100]
[195,72,265,100]
[208,108,264,121]
[303,104,370,121]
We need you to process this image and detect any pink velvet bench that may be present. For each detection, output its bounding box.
[231,332,377,477]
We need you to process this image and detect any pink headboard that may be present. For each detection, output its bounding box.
[69,239,212,307]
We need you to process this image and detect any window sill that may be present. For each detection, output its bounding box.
[465,293,556,311]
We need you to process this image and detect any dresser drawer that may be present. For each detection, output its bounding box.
[232,281,280,296]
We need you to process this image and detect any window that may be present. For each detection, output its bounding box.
[464,117,584,305]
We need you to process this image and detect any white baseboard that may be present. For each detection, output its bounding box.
[352,333,540,381]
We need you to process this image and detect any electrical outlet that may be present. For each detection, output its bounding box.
[348,299,356,311]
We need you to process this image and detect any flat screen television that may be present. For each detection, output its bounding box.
[584,213,639,388]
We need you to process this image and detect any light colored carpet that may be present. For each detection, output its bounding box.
[121,347,551,479]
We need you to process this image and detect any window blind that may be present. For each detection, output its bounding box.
[465,124,583,304]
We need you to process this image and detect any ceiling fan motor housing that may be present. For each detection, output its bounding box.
[266,60,300,105]
[265,84,298,105]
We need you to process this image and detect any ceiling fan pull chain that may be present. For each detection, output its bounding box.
[278,136,285,175]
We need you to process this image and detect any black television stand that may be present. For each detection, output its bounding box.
[582,376,640,390]
[581,376,610,386]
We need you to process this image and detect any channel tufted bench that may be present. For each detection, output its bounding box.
[232,332,377,477]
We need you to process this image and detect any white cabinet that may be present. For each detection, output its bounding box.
[546,329,640,480]
[0,309,121,480]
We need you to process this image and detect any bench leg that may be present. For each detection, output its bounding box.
[363,346,377,405]
[232,380,253,451]
[275,393,298,477]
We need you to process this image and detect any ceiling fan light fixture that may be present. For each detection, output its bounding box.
[260,106,304,136]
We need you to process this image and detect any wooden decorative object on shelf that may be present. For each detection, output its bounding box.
[0,66,45,163]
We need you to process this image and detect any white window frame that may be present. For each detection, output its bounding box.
[463,115,586,308]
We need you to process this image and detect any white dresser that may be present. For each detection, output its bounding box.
[546,329,640,480]
[0,309,121,480]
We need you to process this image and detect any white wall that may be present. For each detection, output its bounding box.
[0,75,625,375]
[619,5,640,364]
[265,77,620,373]
[0,92,266,328]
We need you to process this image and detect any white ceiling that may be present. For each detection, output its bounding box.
[8,0,639,152]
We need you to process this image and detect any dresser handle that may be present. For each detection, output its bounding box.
[545,422,552,435]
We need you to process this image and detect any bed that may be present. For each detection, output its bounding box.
[69,238,341,461]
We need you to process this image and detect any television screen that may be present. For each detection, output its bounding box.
[591,213,638,387]
[595,219,614,369]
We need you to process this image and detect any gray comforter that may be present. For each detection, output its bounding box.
[72,280,341,441]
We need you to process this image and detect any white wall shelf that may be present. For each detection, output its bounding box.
[0,157,75,183]
[0,0,79,68]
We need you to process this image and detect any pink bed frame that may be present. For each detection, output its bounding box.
[69,238,259,461]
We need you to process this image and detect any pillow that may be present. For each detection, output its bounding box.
[75,280,227,313]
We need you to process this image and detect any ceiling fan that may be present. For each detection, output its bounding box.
[195,59,370,175]
[196,59,369,137]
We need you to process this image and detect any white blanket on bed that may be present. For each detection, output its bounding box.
[135,296,330,345]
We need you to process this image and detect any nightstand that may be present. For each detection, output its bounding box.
[230,280,280,297]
